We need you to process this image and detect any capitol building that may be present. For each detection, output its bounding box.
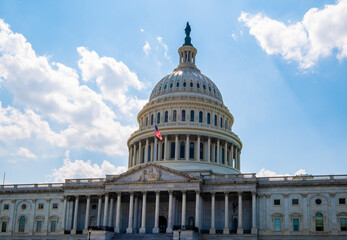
[0,23,347,240]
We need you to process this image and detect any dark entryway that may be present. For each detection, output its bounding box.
[159,216,167,233]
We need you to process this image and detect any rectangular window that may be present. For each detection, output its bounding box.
[52,203,58,209]
[274,199,281,206]
[341,218,347,231]
[339,198,346,205]
[292,198,299,205]
[36,220,42,232]
[1,221,7,232]
[38,203,44,209]
[50,220,56,232]
[3,204,9,210]
[274,219,281,231]
[293,218,299,231]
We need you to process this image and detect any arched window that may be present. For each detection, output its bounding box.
[19,216,25,232]
[151,114,154,125]
[199,111,203,123]
[220,117,223,128]
[200,143,204,160]
[182,110,186,121]
[207,113,211,124]
[190,110,194,122]
[189,142,194,159]
[177,81,180,87]
[165,111,168,122]
[315,213,324,231]
[173,110,177,122]
[214,115,217,126]
[171,142,175,158]
[157,112,161,124]
[180,142,185,158]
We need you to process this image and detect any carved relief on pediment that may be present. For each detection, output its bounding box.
[138,167,162,182]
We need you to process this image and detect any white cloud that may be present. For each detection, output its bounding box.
[140,28,144,32]
[239,0,347,68]
[157,36,170,60]
[143,41,151,56]
[50,151,126,182]
[15,147,37,159]
[231,33,237,41]
[257,168,307,177]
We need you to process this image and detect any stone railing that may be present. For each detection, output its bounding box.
[0,183,64,191]
[258,174,347,184]
[203,173,256,182]
[65,178,105,184]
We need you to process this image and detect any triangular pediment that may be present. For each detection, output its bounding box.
[106,163,197,184]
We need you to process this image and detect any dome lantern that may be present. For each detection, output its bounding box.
[177,22,198,70]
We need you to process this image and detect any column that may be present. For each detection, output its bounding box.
[103,193,109,227]
[61,197,67,232]
[126,192,134,233]
[72,196,79,234]
[84,195,91,232]
[175,135,179,160]
[196,136,201,161]
[251,192,257,234]
[283,194,290,235]
[133,196,138,231]
[145,139,149,163]
[97,195,102,227]
[230,145,234,168]
[164,136,168,161]
[154,137,158,162]
[223,192,229,234]
[139,192,147,233]
[207,137,211,162]
[266,194,271,232]
[237,192,243,234]
[108,197,114,227]
[216,140,220,164]
[330,193,338,234]
[302,194,308,234]
[138,141,142,164]
[114,193,121,233]
[167,191,173,233]
[195,191,200,230]
[153,191,160,233]
[209,192,216,234]
[181,191,187,228]
[224,142,228,166]
[185,135,190,161]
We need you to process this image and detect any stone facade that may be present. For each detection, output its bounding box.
[1,26,347,240]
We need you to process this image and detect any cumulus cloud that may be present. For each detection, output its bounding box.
[140,28,144,32]
[257,168,307,177]
[239,0,347,68]
[50,151,126,182]
[143,41,151,56]
[15,147,37,159]
[157,36,170,60]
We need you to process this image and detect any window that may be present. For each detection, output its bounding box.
[221,148,224,164]
[182,110,185,121]
[183,82,186,87]
[315,199,322,205]
[170,83,173,88]
[21,204,26,210]
[36,220,42,232]
[199,111,203,123]
[52,203,58,209]
[173,110,177,122]
[203,85,206,90]
[293,218,299,231]
[274,199,281,206]
[1,221,7,232]
[91,204,97,210]
[171,142,175,158]
[148,146,151,162]
[38,203,44,209]
[214,115,217,126]
[190,110,194,122]
[220,117,223,127]
[19,216,25,232]
[50,220,57,232]
[197,83,200,88]
[151,114,154,125]
[189,142,194,159]
[339,198,346,205]
[180,142,185,158]
[207,113,211,124]
[190,82,193,87]
[164,84,167,89]
[274,218,281,231]
[177,82,179,87]
[292,199,299,206]
[209,86,211,91]
[341,218,347,231]
[3,204,9,210]
[157,112,160,124]
[200,143,204,160]
[315,213,324,231]
[164,111,168,122]
[146,117,148,126]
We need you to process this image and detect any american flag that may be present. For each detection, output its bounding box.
[155,124,162,140]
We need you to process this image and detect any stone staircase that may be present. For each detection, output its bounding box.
[112,233,173,240]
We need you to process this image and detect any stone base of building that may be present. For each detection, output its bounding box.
[223,228,229,234]
[251,228,258,234]
[173,230,200,240]
[237,228,244,234]
[209,228,216,234]
[90,231,114,240]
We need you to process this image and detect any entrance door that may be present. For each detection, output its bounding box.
[159,216,167,233]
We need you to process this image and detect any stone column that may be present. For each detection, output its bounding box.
[216,140,220,164]
[181,191,187,228]
[61,196,67,232]
[237,192,243,234]
[153,191,160,233]
[302,193,308,234]
[207,137,211,162]
[138,141,142,164]
[133,196,138,231]
[103,193,109,227]
[230,145,234,168]
[167,191,173,233]
[185,135,190,161]
[266,194,271,232]
[223,192,229,234]
[108,197,114,227]
[330,193,338,234]
[195,191,200,230]
[97,195,102,227]
[175,135,179,160]
[72,196,79,234]
[224,142,228,166]
[284,194,290,235]
[210,192,216,234]
[126,192,134,233]
[145,139,149,163]
[197,136,201,161]
[164,136,168,161]
[251,192,257,234]
[114,193,121,233]
[84,195,91,232]
[139,192,147,233]
[154,137,158,162]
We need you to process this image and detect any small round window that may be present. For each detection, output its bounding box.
[22,204,26,210]
[315,199,322,205]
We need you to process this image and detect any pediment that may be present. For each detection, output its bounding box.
[106,163,197,184]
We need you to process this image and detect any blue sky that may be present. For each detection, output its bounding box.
[0,0,346,183]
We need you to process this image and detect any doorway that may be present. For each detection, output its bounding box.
[159,216,167,233]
